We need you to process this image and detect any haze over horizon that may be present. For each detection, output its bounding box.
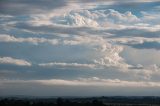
[0,0,160,96]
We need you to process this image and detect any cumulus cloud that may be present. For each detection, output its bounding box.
[63,35,131,69]
[52,9,139,27]
[24,7,160,32]
[47,6,158,33]
[0,57,31,66]
[93,43,130,69]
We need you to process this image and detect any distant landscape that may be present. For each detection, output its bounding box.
[1,96,160,106]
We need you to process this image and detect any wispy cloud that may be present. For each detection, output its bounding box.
[39,62,96,69]
[0,34,59,45]
[0,57,31,66]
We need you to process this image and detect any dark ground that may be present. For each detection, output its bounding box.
[0,96,160,106]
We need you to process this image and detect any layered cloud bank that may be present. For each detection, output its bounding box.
[0,0,160,96]
[1,77,160,87]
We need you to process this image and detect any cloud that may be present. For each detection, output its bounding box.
[1,0,160,96]
[47,7,160,33]
[0,34,59,45]
[0,34,130,70]
[143,64,160,78]
[1,77,160,87]
[39,62,96,69]
[1,0,158,16]
[63,35,131,69]
[110,37,160,50]
[129,42,160,50]
[17,7,160,33]
[0,0,67,15]
[52,9,139,27]
[1,7,159,72]
[132,64,160,80]
[0,34,132,72]
[0,57,31,66]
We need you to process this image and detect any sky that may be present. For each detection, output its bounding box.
[0,0,160,96]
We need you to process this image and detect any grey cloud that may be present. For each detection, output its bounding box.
[13,22,114,38]
[108,29,160,38]
[1,78,160,96]
[75,0,160,3]
[0,63,134,81]
[94,1,160,16]
[0,0,67,15]
[2,82,160,96]
[10,21,160,39]
[129,64,144,70]
[127,42,160,50]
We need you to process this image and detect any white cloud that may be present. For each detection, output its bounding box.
[0,34,59,45]
[0,14,13,18]
[0,57,31,66]
[93,44,130,69]
[63,35,131,69]
[138,64,160,79]
[52,9,139,27]
[63,35,105,45]
[8,7,160,34]
[1,77,160,87]
[1,5,160,83]
[0,34,130,70]
[1,34,160,48]
[39,62,96,69]
[44,8,160,32]
[110,37,160,45]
